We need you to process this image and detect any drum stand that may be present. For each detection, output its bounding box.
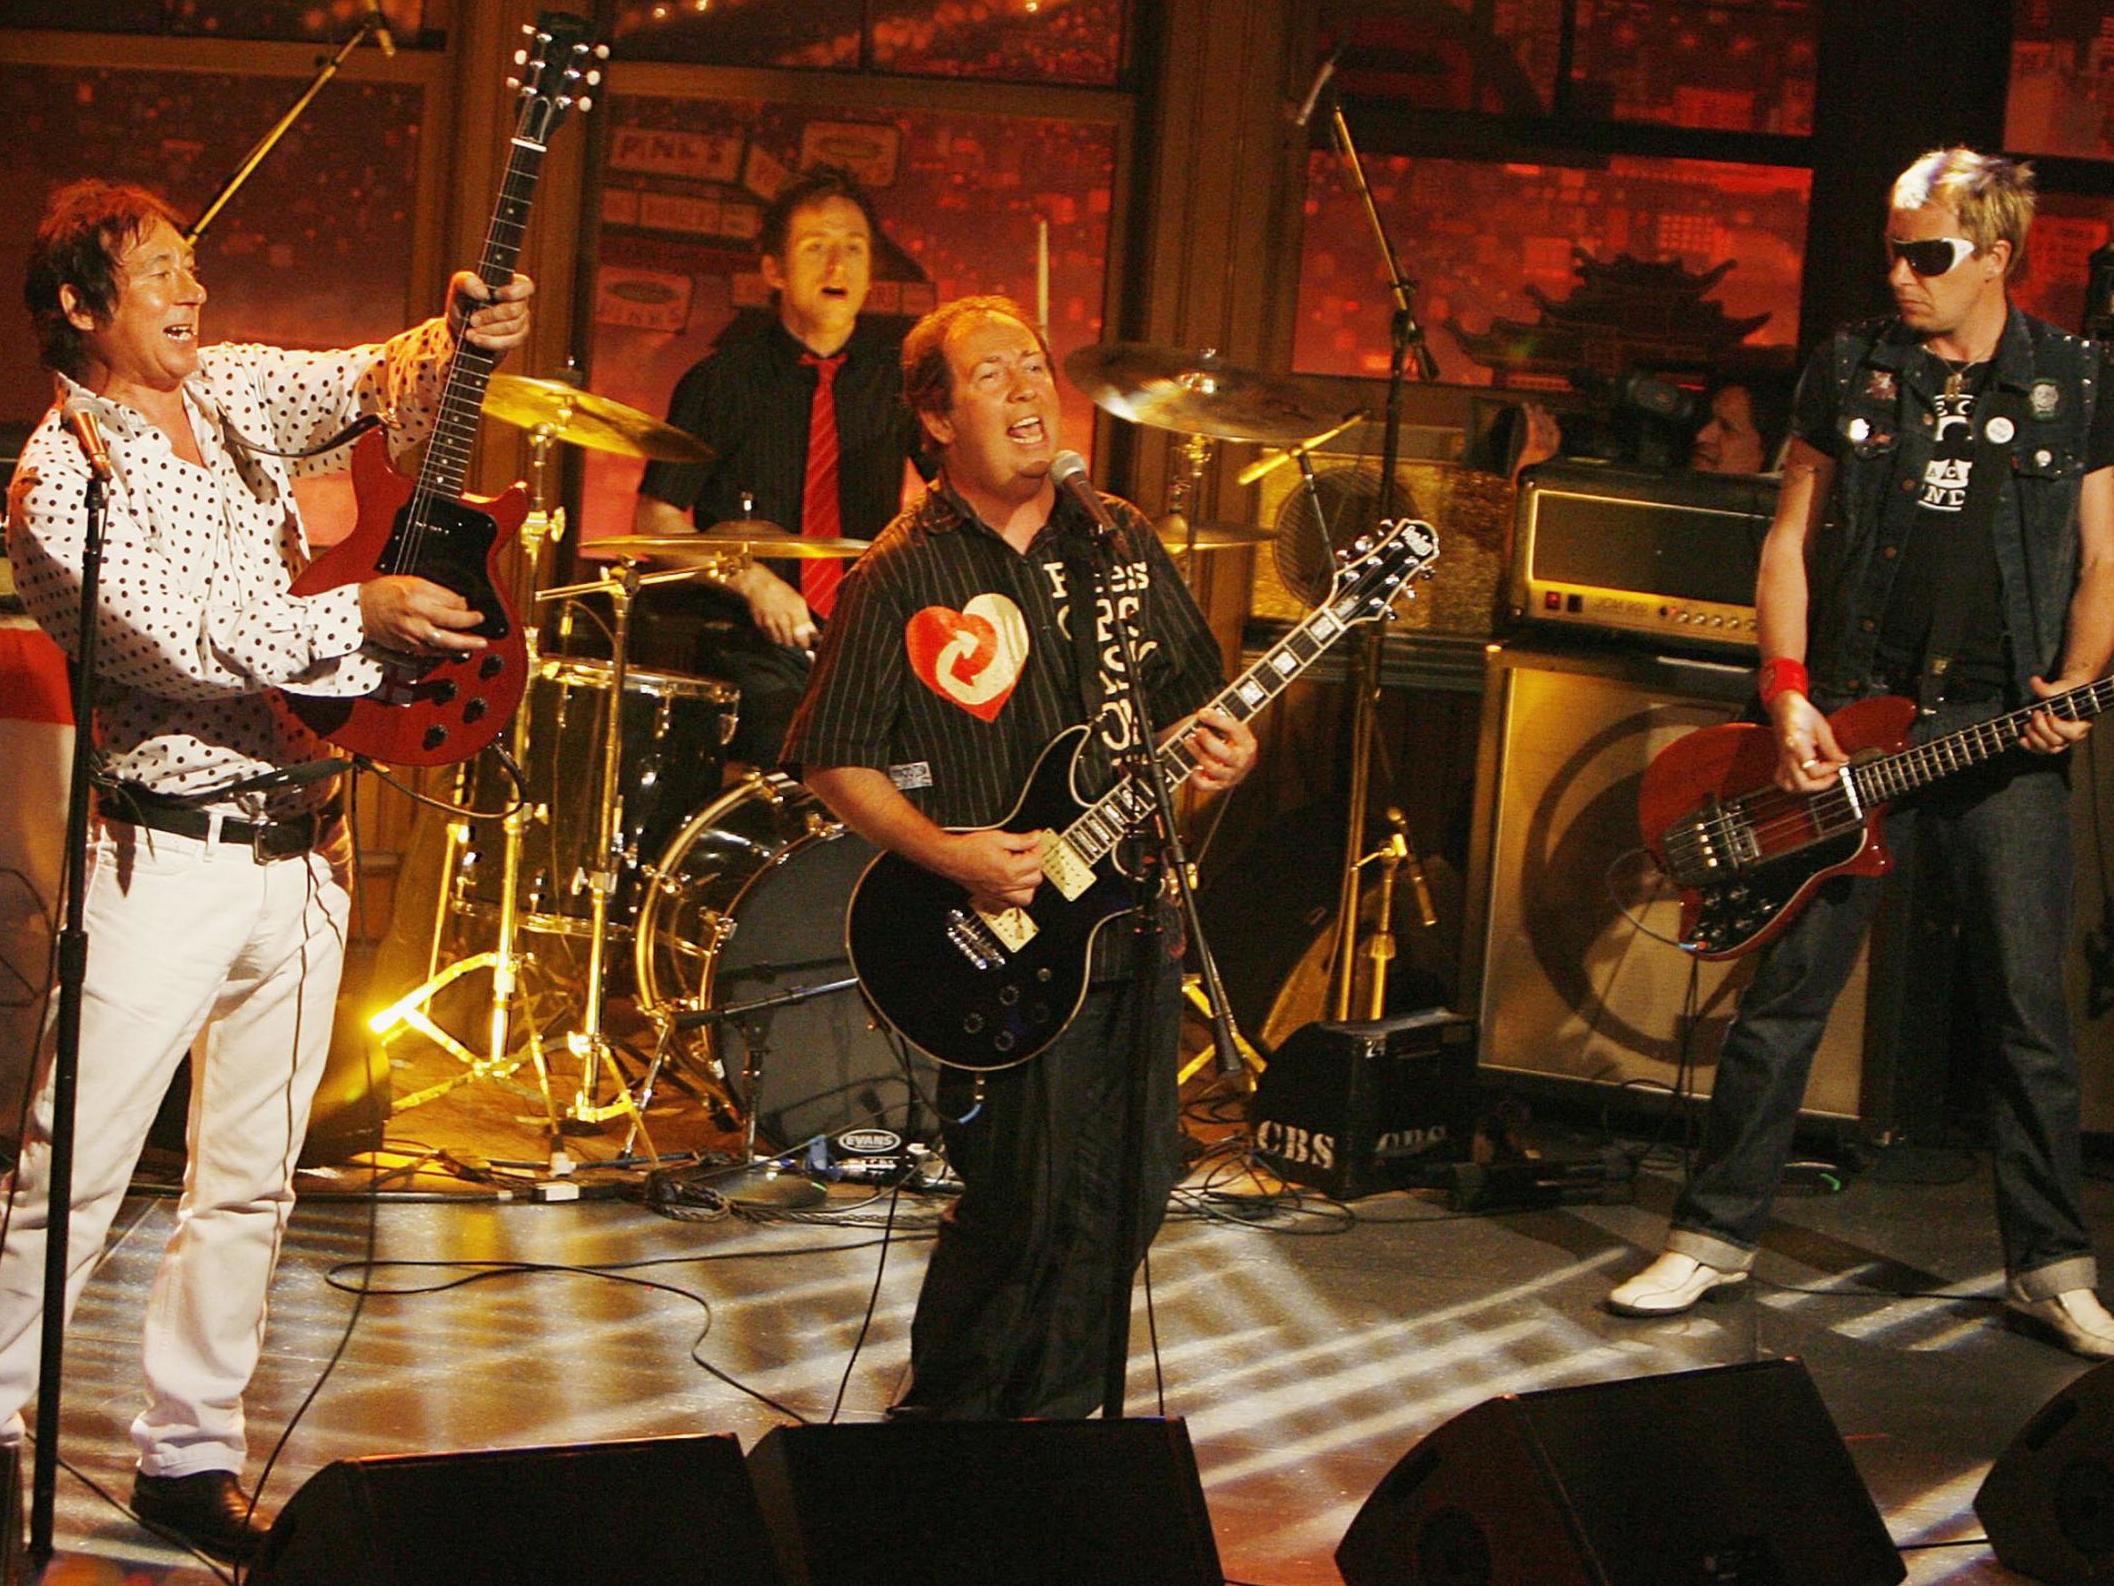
[375,432,570,1130]
[534,556,703,1140]
[649,981,854,1207]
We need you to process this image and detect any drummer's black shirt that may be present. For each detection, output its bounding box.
[639,314,919,612]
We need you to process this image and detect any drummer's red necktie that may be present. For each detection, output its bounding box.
[799,352,847,620]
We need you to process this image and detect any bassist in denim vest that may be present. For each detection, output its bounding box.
[1611,149,2114,1357]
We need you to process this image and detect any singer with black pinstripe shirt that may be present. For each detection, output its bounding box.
[783,296,1257,1419]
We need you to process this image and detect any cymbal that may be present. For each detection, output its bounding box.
[1065,343,1353,445]
[594,528,870,564]
[1155,515,1273,550]
[483,375,713,464]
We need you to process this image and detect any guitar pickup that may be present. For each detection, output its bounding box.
[1037,833,1094,901]
[947,905,1035,967]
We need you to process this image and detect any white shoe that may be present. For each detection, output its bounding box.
[2005,1287,2114,1359]
[1607,1252,1749,1317]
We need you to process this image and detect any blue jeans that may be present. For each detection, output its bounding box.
[1668,702,2097,1299]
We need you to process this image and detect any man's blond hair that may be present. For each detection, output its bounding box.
[1891,146,2036,279]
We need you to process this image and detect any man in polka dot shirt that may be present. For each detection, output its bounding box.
[2,179,531,1563]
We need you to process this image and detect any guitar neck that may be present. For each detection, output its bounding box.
[411,137,545,508]
[1061,587,1364,865]
[1850,675,2114,804]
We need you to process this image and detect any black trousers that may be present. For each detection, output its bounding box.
[898,953,1186,1420]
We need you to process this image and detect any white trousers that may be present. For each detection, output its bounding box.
[0,817,347,1476]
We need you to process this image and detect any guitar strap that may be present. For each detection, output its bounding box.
[1917,383,2022,715]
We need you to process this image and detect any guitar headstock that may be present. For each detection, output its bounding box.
[509,11,606,146]
[1327,515,1440,625]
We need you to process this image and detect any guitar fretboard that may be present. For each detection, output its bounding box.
[1057,523,1433,866]
[1847,675,2114,808]
[407,142,544,522]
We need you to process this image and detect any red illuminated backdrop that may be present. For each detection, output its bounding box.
[1294,152,1809,386]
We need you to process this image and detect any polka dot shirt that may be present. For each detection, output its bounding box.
[5,321,455,812]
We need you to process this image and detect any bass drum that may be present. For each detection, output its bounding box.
[635,774,935,1149]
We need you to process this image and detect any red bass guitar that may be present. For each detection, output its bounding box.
[1640,679,2114,959]
[284,12,599,766]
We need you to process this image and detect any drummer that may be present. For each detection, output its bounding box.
[631,164,923,768]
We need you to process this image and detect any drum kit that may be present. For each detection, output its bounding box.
[375,345,1378,1171]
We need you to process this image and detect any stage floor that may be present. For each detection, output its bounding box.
[26,1115,2112,1585]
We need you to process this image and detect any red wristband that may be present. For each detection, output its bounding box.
[1758,657,1809,707]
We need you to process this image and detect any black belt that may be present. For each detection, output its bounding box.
[97,790,342,860]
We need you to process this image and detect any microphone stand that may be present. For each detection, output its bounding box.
[30,465,111,1565]
[1085,522,1234,1419]
[1318,87,1439,1021]
[185,11,394,247]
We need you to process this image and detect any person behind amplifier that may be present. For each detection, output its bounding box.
[632,164,920,768]
[783,296,1256,1418]
[1608,148,2114,1358]
[3,179,532,1560]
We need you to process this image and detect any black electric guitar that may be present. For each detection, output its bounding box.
[846,516,1440,1071]
[1642,679,2114,958]
[284,13,601,766]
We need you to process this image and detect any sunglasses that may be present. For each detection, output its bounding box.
[1887,236,1978,277]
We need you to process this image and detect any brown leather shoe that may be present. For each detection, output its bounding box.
[131,1469,269,1564]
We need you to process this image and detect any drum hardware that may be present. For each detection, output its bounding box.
[592,528,871,565]
[640,979,865,1207]
[376,423,574,1130]
[630,773,933,1157]
[483,373,715,464]
[531,555,718,1134]
[1064,342,1354,446]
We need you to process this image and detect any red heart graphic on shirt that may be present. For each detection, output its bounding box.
[905,595,1029,721]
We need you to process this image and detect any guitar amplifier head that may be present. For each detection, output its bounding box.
[1511,462,1775,652]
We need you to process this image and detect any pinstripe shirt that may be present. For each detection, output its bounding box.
[783,477,1224,831]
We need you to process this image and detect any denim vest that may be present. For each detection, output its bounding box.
[1805,308,2101,704]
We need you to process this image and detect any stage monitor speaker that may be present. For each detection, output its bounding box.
[247,1434,780,1586]
[1249,1008,1478,1198]
[1464,643,1873,1121]
[1337,1357,1905,1586]
[1974,1359,2114,1585]
[746,1417,1221,1586]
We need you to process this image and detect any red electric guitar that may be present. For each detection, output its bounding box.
[284,12,600,766]
[1641,679,2114,959]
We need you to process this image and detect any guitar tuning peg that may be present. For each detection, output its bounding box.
[520,21,536,33]
[594,43,610,58]
[585,68,602,86]
[513,48,528,64]
[506,76,521,90]
[576,95,594,112]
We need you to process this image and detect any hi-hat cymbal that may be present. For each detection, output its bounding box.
[1065,343,1352,445]
[483,375,714,464]
[1155,514,1274,550]
[594,528,870,564]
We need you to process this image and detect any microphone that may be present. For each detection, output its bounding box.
[364,0,397,56]
[64,403,115,483]
[1047,450,1121,540]
[1290,42,1346,129]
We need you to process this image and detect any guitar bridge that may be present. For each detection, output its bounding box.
[1661,800,1761,887]
[945,907,1016,970]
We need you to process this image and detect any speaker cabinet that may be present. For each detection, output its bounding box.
[247,1434,779,1586]
[1249,1009,1478,1198]
[1337,1358,1905,1586]
[746,1418,1221,1586]
[1463,643,1874,1121]
[1975,1360,2114,1585]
